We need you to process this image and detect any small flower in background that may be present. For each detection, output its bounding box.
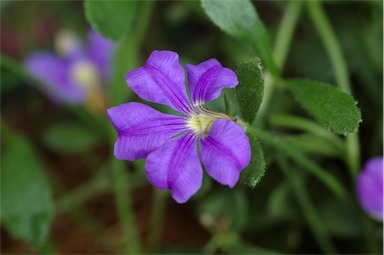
[24,29,115,113]
[356,157,383,221]
[107,50,251,203]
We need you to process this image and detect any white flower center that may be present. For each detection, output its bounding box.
[186,105,231,137]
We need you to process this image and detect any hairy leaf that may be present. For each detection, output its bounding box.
[236,58,264,124]
[285,79,361,135]
[240,131,266,188]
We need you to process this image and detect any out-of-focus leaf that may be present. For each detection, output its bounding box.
[1,133,54,245]
[285,79,361,135]
[84,0,137,41]
[267,182,295,220]
[198,189,248,231]
[43,123,99,153]
[240,131,266,188]
[236,58,264,124]
[201,0,278,77]
[320,199,363,238]
[281,134,343,158]
[254,128,347,199]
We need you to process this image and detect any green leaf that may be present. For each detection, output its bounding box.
[85,0,137,41]
[285,79,361,135]
[1,133,54,245]
[201,0,278,77]
[236,58,264,124]
[240,131,266,188]
[43,123,99,153]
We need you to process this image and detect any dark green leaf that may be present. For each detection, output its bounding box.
[201,0,278,77]
[236,58,264,124]
[240,131,266,188]
[85,0,137,41]
[1,134,54,245]
[285,79,361,135]
[43,123,99,153]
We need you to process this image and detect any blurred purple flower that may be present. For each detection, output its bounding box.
[107,50,251,203]
[24,29,115,111]
[357,157,383,221]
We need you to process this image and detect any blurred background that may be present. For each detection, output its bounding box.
[1,1,383,254]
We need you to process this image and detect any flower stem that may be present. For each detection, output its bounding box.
[306,0,360,177]
[256,1,302,124]
[108,2,155,253]
[273,1,303,70]
[111,158,141,254]
[148,189,167,253]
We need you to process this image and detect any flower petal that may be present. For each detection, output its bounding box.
[145,133,203,203]
[87,29,115,81]
[107,102,186,161]
[24,51,86,104]
[357,157,383,221]
[186,59,238,104]
[200,119,251,187]
[126,50,191,114]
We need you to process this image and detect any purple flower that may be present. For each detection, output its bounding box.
[107,50,251,203]
[357,157,383,221]
[24,29,115,111]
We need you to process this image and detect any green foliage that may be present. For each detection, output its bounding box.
[254,128,347,199]
[84,0,137,41]
[285,79,361,135]
[240,131,266,188]
[43,123,99,153]
[201,0,278,77]
[1,133,54,246]
[198,189,248,231]
[236,58,264,124]
[280,135,343,158]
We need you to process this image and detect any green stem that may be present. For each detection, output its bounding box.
[306,0,360,177]
[148,189,167,253]
[108,2,155,253]
[256,1,302,124]
[111,158,141,254]
[277,155,337,254]
[269,114,344,151]
[273,1,303,70]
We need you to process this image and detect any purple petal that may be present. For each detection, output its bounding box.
[186,59,238,104]
[126,50,191,114]
[357,157,383,221]
[145,133,203,203]
[24,51,86,104]
[87,29,115,82]
[200,119,251,188]
[107,102,187,161]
